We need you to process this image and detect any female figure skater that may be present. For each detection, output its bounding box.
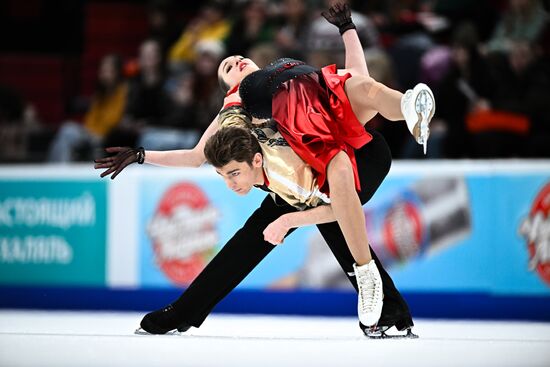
[215,2,434,326]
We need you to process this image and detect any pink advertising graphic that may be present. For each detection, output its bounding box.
[146,182,219,285]
[519,182,550,287]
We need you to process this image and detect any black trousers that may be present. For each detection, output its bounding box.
[172,128,412,328]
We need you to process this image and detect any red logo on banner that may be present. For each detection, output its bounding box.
[147,182,219,285]
[383,201,423,260]
[519,182,550,286]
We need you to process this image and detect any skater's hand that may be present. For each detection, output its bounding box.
[263,216,291,245]
[94,147,144,179]
[321,2,356,35]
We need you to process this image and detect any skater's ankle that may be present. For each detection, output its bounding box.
[355,258,374,267]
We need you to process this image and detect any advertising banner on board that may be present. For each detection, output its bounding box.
[0,180,107,286]
[136,170,550,296]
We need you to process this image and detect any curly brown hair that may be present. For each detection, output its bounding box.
[204,126,262,168]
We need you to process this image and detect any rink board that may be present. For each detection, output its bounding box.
[1,161,550,320]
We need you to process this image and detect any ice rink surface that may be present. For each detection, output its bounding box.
[1,310,549,367]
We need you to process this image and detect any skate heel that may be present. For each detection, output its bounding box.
[177,323,191,332]
[134,327,149,335]
[137,304,191,335]
[404,328,419,339]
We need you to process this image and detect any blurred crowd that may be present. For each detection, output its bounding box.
[0,0,549,163]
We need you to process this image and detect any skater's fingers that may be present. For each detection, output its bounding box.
[105,146,127,154]
[100,166,117,178]
[263,232,281,245]
[111,155,136,179]
[94,156,114,165]
[110,170,120,179]
[111,164,127,179]
[111,162,131,179]
[94,162,112,169]
[95,162,116,170]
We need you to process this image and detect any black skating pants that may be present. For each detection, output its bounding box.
[172,128,412,328]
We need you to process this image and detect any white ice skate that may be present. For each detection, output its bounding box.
[401,83,436,154]
[354,260,383,327]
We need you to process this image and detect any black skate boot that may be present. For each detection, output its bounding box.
[360,316,418,339]
[135,304,191,335]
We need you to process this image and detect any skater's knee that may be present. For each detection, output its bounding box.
[349,75,380,96]
[346,76,386,120]
[327,152,354,190]
[361,77,385,100]
[327,152,352,174]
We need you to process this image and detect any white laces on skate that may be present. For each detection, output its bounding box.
[354,260,383,326]
[357,266,382,313]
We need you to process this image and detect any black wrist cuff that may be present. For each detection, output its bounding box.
[339,22,356,35]
[137,147,145,164]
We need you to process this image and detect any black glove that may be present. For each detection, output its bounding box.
[321,2,356,35]
[94,146,145,179]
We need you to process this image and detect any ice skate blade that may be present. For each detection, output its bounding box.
[134,327,183,336]
[134,327,151,335]
[364,327,419,340]
[413,88,435,155]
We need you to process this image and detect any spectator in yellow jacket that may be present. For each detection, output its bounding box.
[168,1,230,69]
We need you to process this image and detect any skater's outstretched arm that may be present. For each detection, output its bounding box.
[342,29,369,77]
[322,2,369,77]
[94,116,219,178]
[144,93,248,169]
[94,91,251,179]
[263,204,335,245]
[144,116,219,168]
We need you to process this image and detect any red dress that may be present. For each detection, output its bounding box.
[271,64,372,193]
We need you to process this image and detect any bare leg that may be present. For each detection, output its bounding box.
[344,75,404,124]
[326,151,372,265]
